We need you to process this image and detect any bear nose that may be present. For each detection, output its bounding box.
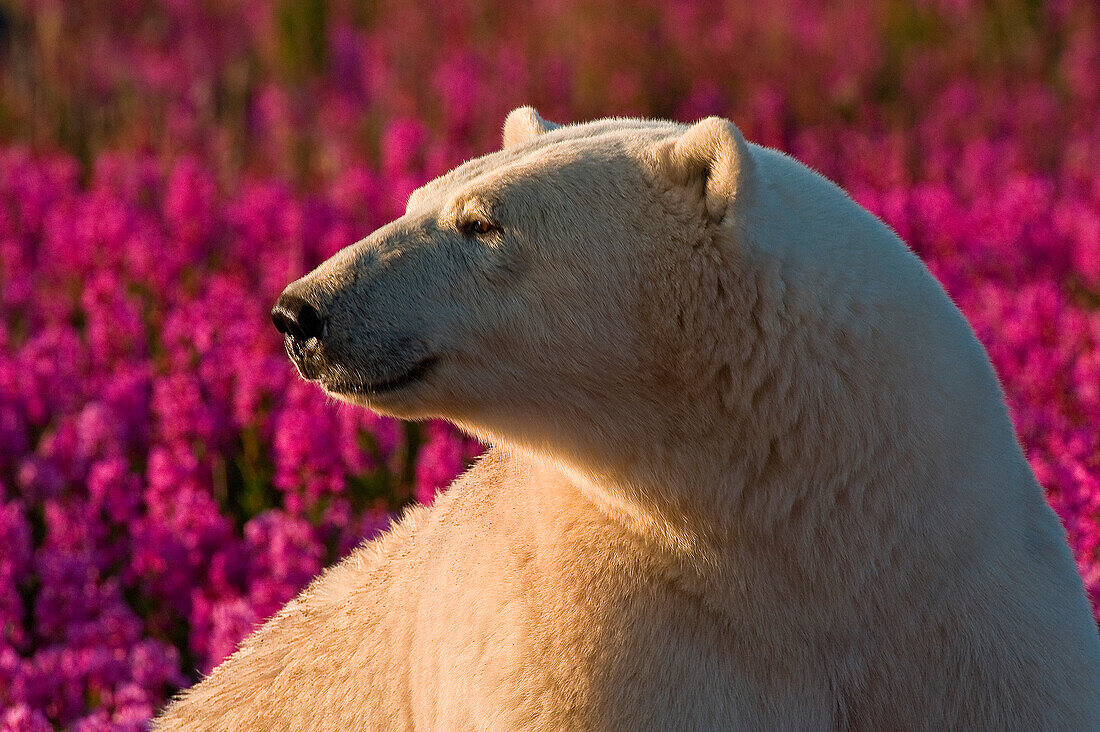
[272,294,326,342]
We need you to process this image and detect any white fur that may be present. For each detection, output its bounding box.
[156,111,1100,730]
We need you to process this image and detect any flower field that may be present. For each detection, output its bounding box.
[1,0,1098,727]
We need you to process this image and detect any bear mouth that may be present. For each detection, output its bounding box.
[321,356,437,396]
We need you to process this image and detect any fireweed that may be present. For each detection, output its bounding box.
[1,0,1098,727]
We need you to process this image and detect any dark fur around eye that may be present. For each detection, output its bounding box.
[461,218,499,237]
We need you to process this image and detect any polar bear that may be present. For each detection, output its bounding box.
[155,108,1100,729]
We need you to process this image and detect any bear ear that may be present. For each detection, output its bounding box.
[502,106,559,149]
[657,117,757,223]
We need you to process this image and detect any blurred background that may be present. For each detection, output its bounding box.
[1,0,1098,727]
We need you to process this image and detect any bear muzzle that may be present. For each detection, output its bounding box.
[272,290,436,397]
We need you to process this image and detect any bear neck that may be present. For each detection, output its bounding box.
[486,238,1024,607]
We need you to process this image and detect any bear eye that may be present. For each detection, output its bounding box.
[461,218,498,237]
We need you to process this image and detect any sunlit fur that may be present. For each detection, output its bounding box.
[156,108,1100,729]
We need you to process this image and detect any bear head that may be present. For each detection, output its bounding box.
[273,106,1009,535]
